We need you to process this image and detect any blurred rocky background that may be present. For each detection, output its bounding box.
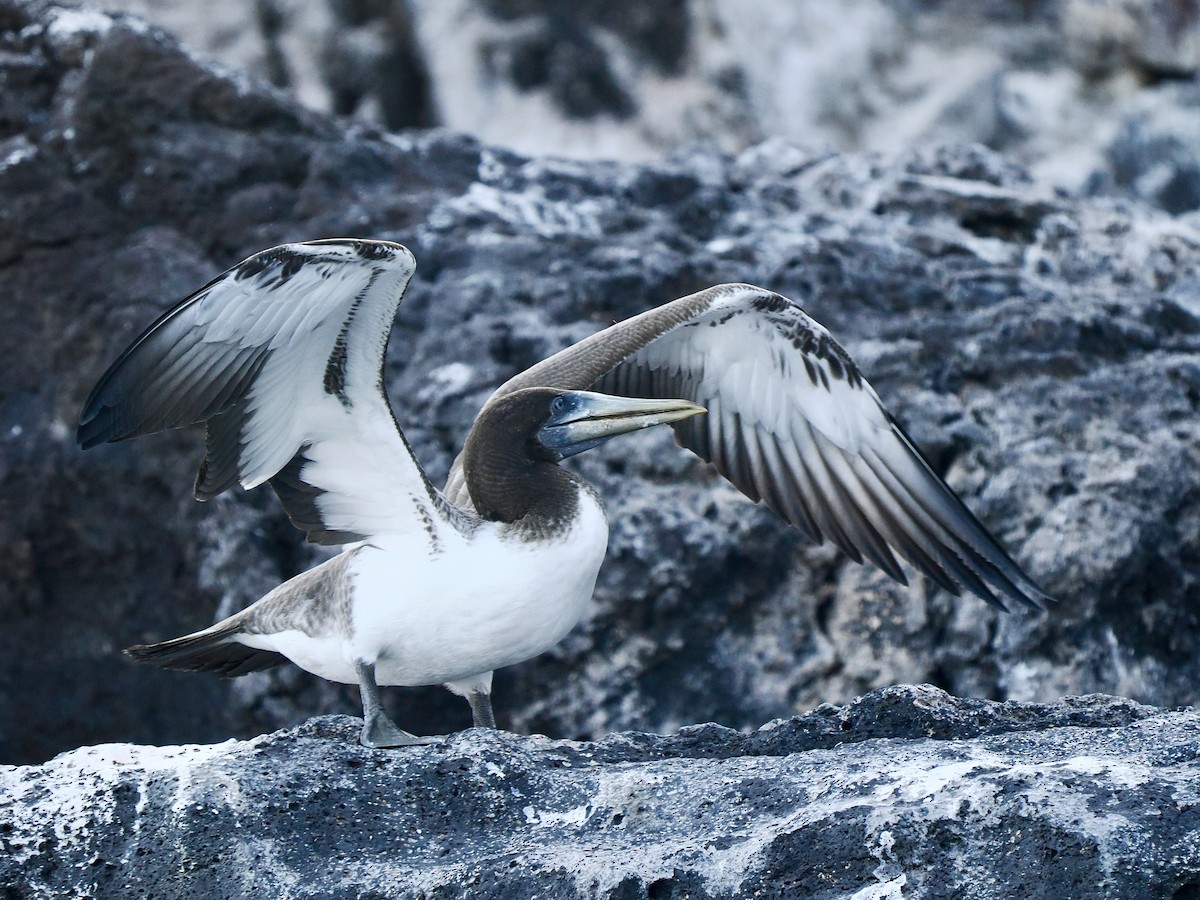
[97,0,1200,208]
[3,0,1200,767]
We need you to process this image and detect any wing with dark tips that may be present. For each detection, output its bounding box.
[79,239,460,546]
[450,283,1049,610]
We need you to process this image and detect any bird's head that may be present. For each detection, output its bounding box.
[462,387,706,523]
[533,389,706,460]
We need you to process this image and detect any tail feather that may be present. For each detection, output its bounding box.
[126,626,286,678]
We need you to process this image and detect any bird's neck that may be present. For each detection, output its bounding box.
[462,427,581,528]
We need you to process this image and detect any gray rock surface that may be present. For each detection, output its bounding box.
[3,0,1200,770]
[2,685,1198,899]
[89,0,1200,215]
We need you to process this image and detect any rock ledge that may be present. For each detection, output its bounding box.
[2,685,1198,899]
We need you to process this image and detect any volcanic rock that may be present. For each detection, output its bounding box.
[3,0,1200,768]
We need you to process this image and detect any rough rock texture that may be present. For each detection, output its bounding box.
[4,0,1200,767]
[2,686,1198,899]
[94,0,1200,215]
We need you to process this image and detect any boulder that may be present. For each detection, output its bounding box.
[3,0,1200,769]
[2,686,1198,899]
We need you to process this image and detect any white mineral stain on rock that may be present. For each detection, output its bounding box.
[434,181,607,240]
[851,874,908,899]
[1,738,254,866]
[522,803,593,828]
[0,138,36,174]
[46,8,113,41]
[417,362,475,404]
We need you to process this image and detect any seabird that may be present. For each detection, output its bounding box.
[78,238,1049,748]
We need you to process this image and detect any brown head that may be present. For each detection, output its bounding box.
[461,388,705,524]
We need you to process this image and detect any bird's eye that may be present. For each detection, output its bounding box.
[551,395,568,415]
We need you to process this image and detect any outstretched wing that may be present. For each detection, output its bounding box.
[79,239,458,545]
[454,283,1049,610]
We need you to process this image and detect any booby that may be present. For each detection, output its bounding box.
[78,238,1049,748]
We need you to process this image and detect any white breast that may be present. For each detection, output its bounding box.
[342,486,610,686]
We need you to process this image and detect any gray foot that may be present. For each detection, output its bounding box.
[360,715,442,749]
[468,690,496,729]
[355,659,443,749]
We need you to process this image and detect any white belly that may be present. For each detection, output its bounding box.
[243,488,610,687]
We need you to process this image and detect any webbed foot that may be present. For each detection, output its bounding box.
[355,658,442,749]
[360,715,443,749]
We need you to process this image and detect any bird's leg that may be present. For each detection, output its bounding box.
[467,689,496,729]
[445,673,497,730]
[355,660,440,748]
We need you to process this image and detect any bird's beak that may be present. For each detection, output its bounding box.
[538,391,706,459]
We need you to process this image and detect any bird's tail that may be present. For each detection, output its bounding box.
[126,624,286,678]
